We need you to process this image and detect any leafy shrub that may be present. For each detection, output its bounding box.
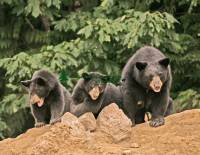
[174,89,200,113]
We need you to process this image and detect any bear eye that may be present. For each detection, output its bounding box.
[136,62,147,71]
[99,86,104,93]
[149,74,154,79]
[158,72,163,76]
[90,82,96,88]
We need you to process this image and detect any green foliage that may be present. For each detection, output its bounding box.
[0,0,200,139]
[174,89,200,113]
[0,94,29,139]
[0,120,7,139]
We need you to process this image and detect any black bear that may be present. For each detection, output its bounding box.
[21,69,71,127]
[70,72,123,117]
[121,46,172,127]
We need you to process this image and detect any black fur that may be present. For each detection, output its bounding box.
[164,97,173,116]
[121,46,172,127]
[21,69,71,127]
[70,72,123,117]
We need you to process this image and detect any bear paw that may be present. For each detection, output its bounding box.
[50,118,61,125]
[35,122,46,128]
[149,117,165,127]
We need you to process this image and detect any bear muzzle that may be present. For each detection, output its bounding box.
[30,94,44,107]
[89,86,100,100]
[149,76,163,93]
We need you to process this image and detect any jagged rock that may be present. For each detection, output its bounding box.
[78,112,96,132]
[61,112,85,137]
[96,103,132,142]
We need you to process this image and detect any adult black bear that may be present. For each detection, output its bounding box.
[121,46,172,127]
[70,72,123,117]
[21,69,71,127]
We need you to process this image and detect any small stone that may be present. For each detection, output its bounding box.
[97,103,132,142]
[130,142,140,148]
[122,149,132,155]
[61,112,85,137]
[145,112,152,122]
[79,112,96,132]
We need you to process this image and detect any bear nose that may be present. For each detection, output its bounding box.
[154,85,161,90]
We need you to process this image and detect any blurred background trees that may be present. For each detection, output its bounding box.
[0,0,200,139]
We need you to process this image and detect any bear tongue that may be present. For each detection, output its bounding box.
[37,98,44,107]
[91,94,99,100]
[153,86,161,92]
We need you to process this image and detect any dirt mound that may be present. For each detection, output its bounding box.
[0,109,200,155]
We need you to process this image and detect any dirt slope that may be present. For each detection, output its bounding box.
[0,109,200,155]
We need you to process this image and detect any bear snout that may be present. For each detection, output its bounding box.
[30,94,44,107]
[89,86,100,100]
[149,76,163,93]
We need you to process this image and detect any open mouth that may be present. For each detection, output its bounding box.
[151,85,161,92]
[89,86,100,100]
[30,94,44,107]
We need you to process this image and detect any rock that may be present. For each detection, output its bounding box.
[121,149,132,155]
[97,103,132,142]
[79,112,96,132]
[61,112,85,137]
[130,142,140,148]
[144,112,152,122]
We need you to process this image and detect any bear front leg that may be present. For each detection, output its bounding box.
[135,108,146,124]
[123,93,138,126]
[31,104,47,128]
[70,102,90,117]
[50,101,65,125]
[149,90,169,127]
[71,99,101,117]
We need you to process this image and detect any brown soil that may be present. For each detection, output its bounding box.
[0,109,200,155]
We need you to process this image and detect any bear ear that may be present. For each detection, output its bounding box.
[159,58,170,67]
[82,72,91,80]
[136,62,147,71]
[36,77,46,86]
[102,75,110,83]
[21,80,31,88]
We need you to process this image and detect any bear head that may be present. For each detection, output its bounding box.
[82,72,109,100]
[21,70,57,107]
[134,57,170,93]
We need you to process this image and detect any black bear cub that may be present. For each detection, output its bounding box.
[70,72,123,117]
[121,46,173,127]
[21,69,71,127]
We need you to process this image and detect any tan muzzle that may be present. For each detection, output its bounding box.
[30,94,44,107]
[88,86,100,100]
[149,76,163,93]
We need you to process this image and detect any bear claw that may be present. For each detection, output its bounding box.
[35,122,46,128]
[149,117,165,127]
